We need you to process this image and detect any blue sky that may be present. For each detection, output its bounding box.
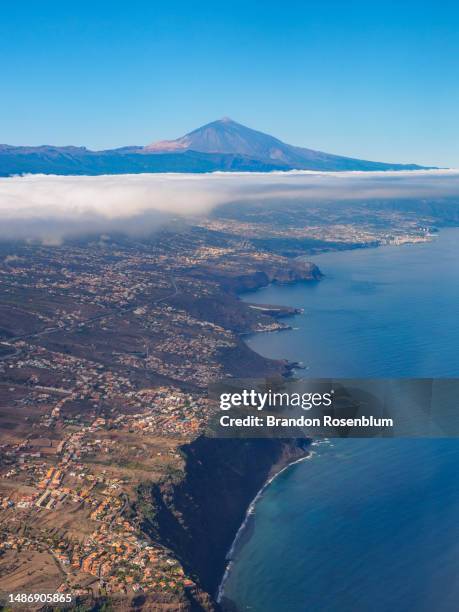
[1,1,458,166]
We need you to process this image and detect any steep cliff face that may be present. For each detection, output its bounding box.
[219,261,323,293]
[133,261,315,610]
[171,261,322,334]
[139,437,310,602]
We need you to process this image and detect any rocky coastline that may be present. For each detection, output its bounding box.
[141,437,310,610]
[136,261,320,610]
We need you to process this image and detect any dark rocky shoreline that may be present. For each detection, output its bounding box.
[142,437,310,609]
[137,263,320,610]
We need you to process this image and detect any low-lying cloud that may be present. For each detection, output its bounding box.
[1,169,459,243]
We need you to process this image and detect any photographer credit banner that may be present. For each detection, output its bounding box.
[207,378,459,438]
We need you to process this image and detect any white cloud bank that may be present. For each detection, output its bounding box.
[0,169,458,243]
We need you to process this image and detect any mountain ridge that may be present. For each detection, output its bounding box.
[0,118,432,176]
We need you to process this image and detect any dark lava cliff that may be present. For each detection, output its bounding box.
[138,437,310,609]
[132,256,316,610]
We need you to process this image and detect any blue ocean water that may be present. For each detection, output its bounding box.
[221,228,459,612]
